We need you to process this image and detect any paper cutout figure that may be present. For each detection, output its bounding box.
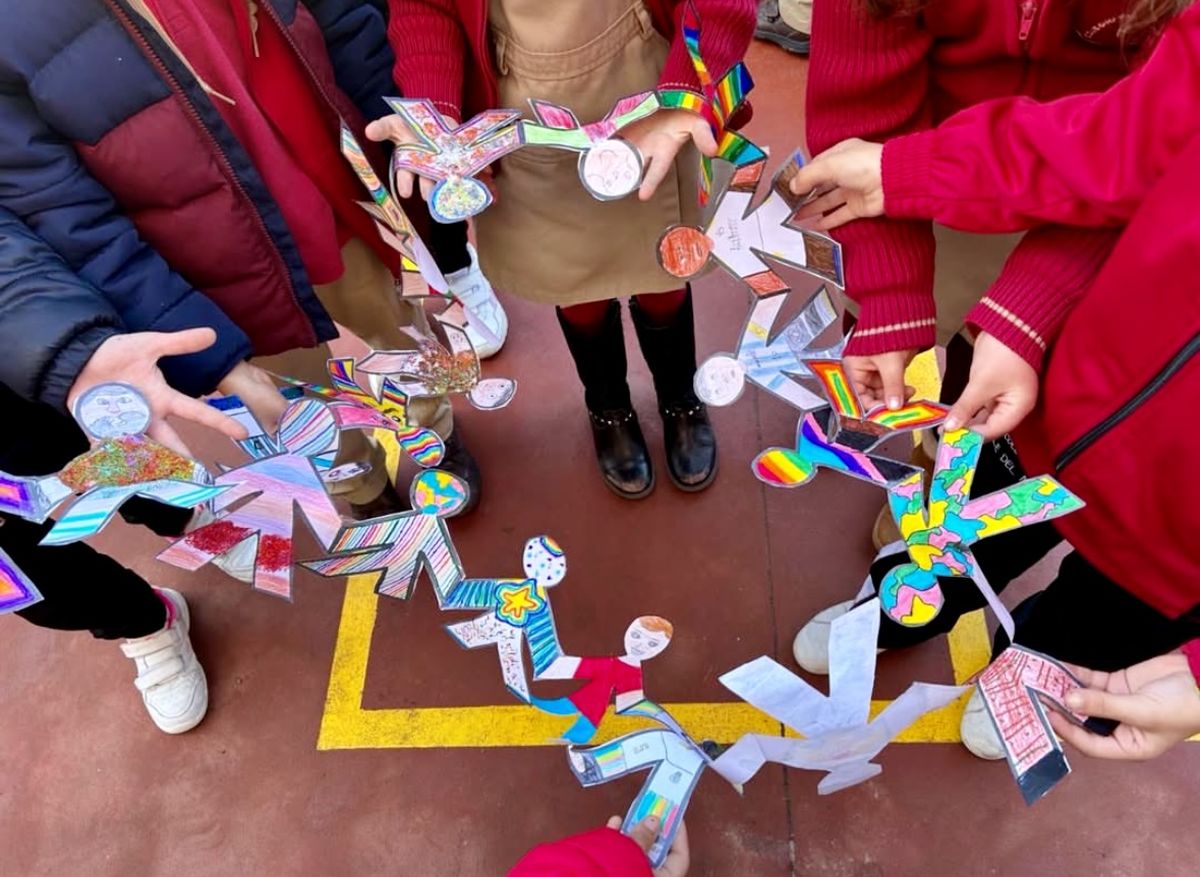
[568,728,706,868]
[304,469,468,601]
[752,359,949,491]
[0,383,224,545]
[881,428,1085,630]
[693,287,843,409]
[441,536,567,702]
[658,2,766,205]
[658,155,844,293]
[0,547,42,614]
[977,646,1119,805]
[278,358,446,468]
[520,92,660,200]
[531,615,675,744]
[385,98,524,223]
[356,307,518,412]
[712,599,967,794]
[159,399,344,600]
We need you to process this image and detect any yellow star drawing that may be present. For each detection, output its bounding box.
[497,582,542,625]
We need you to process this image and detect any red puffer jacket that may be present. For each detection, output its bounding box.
[877,7,1200,623]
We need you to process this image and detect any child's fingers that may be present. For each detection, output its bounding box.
[625,816,661,853]
[794,188,846,221]
[1062,688,1158,729]
[944,383,989,432]
[419,176,436,202]
[393,168,415,199]
[364,114,411,145]
[171,394,248,441]
[639,150,674,201]
[688,117,718,157]
[815,204,862,230]
[605,816,623,831]
[147,420,193,458]
[788,159,833,197]
[973,400,1025,441]
[1047,711,1130,760]
[878,361,909,411]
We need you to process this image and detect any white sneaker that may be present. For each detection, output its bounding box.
[792,600,856,673]
[447,243,508,359]
[960,687,1006,761]
[120,588,208,734]
[188,507,256,584]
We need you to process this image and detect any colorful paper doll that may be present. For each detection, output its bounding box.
[385,98,524,223]
[752,359,949,490]
[880,428,1085,629]
[692,286,843,409]
[713,599,967,794]
[0,547,43,614]
[658,154,844,293]
[519,92,660,200]
[158,398,344,601]
[0,383,225,546]
[977,646,1118,805]
[304,469,468,601]
[658,2,766,205]
[441,536,567,703]
[567,728,707,868]
[532,615,675,744]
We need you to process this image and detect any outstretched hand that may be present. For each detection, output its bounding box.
[624,109,718,201]
[1047,653,1200,761]
[67,328,247,456]
[789,138,886,230]
[365,112,456,201]
[610,815,690,877]
[943,332,1039,439]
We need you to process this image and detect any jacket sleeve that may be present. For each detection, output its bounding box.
[507,828,652,877]
[805,0,938,357]
[0,207,124,411]
[303,0,398,123]
[881,6,1200,231]
[0,90,252,397]
[386,0,468,119]
[658,0,757,91]
[1183,640,1200,685]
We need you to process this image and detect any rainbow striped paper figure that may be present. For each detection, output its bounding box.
[752,359,949,490]
[880,428,1085,628]
[0,547,42,614]
[304,468,469,603]
[567,728,705,869]
[658,2,766,205]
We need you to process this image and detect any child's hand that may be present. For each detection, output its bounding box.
[943,332,1038,439]
[216,360,289,436]
[624,110,718,201]
[68,329,248,455]
[364,112,458,201]
[1047,653,1200,761]
[612,815,690,877]
[790,138,886,230]
[844,350,917,411]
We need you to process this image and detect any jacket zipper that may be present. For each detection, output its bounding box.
[1055,332,1200,471]
[1018,0,1039,49]
[106,0,316,345]
[258,2,342,123]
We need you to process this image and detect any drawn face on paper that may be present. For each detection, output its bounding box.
[625,616,673,661]
[580,139,643,200]
[694,354,746,407]
[73,383,152,439]
[467,378,518,411]
[523,535,566,586]
[658,226,714,279]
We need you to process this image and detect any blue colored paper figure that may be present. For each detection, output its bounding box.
[442,536,567,703]
[568,728,707,869]
[304,469,468,601]
[692,287,843,410]
[0,383,225,546]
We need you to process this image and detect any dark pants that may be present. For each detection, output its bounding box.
[424,219,473,275]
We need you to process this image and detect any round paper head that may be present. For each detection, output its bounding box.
[73,383,152,440]
[694,354,746,406]
[430,177,492,224]
[410,469,470,517]
[320,462,373,484]
[522,535,566,585]
[658,225,713,279]
[578,138,643,200]
[467,378,518,411]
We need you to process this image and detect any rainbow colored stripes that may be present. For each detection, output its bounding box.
[866,401,949,431]
[631,791,681,837]
[0,548,42,614]
[753,447,815,487]
[397,428,444,467]
[808,360,863,419]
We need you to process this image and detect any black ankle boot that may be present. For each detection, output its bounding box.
[557,303,654,499]
[630,290,718,492]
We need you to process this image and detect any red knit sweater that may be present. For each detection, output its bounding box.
[806,0,1138,367]
[385,0,756,121]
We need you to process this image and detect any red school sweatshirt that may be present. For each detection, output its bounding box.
[507,827,652,877]
[806,0,1139,365]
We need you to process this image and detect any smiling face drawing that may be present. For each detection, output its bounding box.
[73,383,152,440]
[625,616,674,661]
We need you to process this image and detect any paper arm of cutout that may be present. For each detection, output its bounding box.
[40,480,227,547]
[978,646,1118,805]
[879,428,1085,631]
[568,729,705,868]
[0,546,43,614]
[384,98,524,224]
[0,471,74,524]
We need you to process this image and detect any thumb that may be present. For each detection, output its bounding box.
[148,327,218,358]
[879,358,909,411]
[944,381,988,432]
[973,396,1029,442]
[365,115,409,145]
[1064,688,1158,728]
[626,816,661,854]
[788,159,825,196]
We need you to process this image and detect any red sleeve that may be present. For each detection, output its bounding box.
[882,7,1200,231]
[1182,640,1200,685]
[658,0,757,91]
[574,656,606,679]
[966,226,1121,370]
[507,828,653,877]
[806,0,938,356]
[386,0,467,119]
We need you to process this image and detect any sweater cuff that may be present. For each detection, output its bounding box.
[846,291,937,356]
[881,132,935,219]
[1183,640,1200,685]
[966,298,1050,371]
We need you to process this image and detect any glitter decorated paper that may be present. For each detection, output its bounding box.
[0,547,42,614]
